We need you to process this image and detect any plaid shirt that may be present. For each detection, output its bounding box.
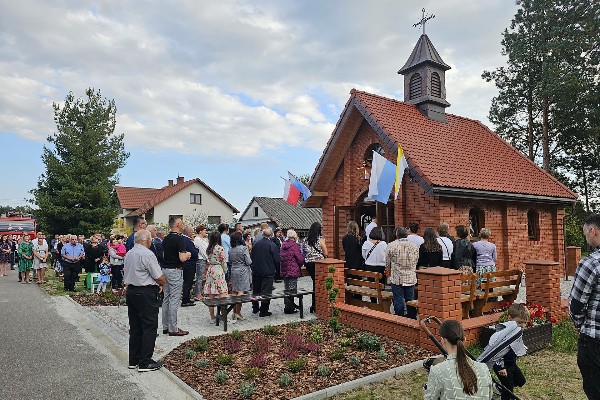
[385,238,419,286]
[569,245,600,339]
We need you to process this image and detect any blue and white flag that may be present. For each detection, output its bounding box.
[368,151,396,204]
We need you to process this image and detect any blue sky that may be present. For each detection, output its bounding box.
[1,1,518,212]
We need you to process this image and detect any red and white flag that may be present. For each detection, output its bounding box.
[283,179,301,206]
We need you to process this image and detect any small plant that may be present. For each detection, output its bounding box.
[230,329,243,341]
[215,370,228,384]
[280,346,299,361]
[345,329,355,338]
[193,336,210,352]
[239,381,255,398]
[249,352,268,368]
[349,355,361,367]
[224,338,242,353]
[325,276,334,290]
[339,338,352,347]
[287,320,300,328]
[328,316,341,332]
[308,318,319,325]
[377,349,388,360]
[251,337,271,353]
[316,364,330,376]
[302,341,319,353]
[286,357,307,373]
[309,326,322,343]
[356,333,381,352]
[216,353,233,366]
[327,287,340,302]
[195,359,209,368]
[242,367,259,380]
[184,348,196,360]
[279,373,292,387]
[262,325,279,335]
[328,266,336,273]
[332,308,341,317]
[329,347,346,360]
[395,346,406,356]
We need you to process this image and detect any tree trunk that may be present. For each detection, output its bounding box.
[527,94,534,161]
[542,96,550,171]
[581,164,590,213]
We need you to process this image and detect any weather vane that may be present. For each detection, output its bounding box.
[413,8,435,35]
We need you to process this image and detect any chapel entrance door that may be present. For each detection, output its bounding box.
[333,206,356,259]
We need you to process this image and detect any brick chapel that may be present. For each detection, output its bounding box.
[306,33,577,271]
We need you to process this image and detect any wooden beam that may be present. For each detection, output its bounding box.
[312,191,328,197]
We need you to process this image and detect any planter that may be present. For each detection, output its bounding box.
[480,322,552,354]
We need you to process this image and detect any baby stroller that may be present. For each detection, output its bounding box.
[420,316,522,400]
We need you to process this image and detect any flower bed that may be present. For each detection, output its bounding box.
[70,291,125,306]
[162,319,433,400]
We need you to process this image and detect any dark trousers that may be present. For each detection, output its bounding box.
[111,265,123,289]
[251,274,274,314]
[305,262,316,308]
[63,262,78,291]
[578,333,600,400]
[127,285,160,366]
[391,284,416,319]
[181,264,195,304]
[496,363,526,400]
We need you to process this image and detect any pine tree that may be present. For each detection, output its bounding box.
[32,88,129,235]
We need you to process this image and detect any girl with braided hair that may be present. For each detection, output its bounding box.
[425,320,493,399]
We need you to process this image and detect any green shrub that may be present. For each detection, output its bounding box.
[262,325,279,335]
[308,318,319,325]
[216,353,233,366]
[328,316,342,332]
[184,348,196,360]
[349,355,361,367]
[288,320,300,328]
[328,287,340,302]
[230,329,243,341]
[316,364,330,376]
[215,370,228,384]
[193,336,210,352]
[552,318,578,354]
[332,308,341,317]
[239,381,255,398]
[286,357,307,373]
[339,338,352,347]
[345,329,355,338]
[329,347,346,360]
[309,326,322,343]
[395,346,406,356]
[279,373,292,387]
[328,266,336,273]
[242,367,259,380]
[377,349,388,360]
[325,276,334,290]
[195,359,209,368]
[356,333,381,352]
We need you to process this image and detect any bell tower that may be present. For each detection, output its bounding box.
[398,9,451,123]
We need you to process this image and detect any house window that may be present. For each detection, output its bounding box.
[253,207,259,217]
[190,193,202,204]
[527,209,540,240]
[469,207,484,238]
[431,72,441,97]
[409,73,422,99]
[207,216,221,225]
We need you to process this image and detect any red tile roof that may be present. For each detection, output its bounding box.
[309,90,577,203]
[115,178,239,217]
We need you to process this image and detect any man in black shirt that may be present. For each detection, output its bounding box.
[181,225,199,307]
[161,217,191,336]
[251,228,280,317]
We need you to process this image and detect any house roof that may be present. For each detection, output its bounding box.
[307,90,577,207]
[239,197,322,231]
[398,34,450,74]
[115,178,239,217]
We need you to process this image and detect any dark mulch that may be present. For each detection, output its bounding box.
[70,291,125,306]
[163,319,433,400]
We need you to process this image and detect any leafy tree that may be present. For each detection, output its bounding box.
[31,89,129,235]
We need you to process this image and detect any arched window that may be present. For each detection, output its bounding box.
[431,72,441,97]
[364,143,384,162]
[469,207,485,238]
[527,209,540,240]
[409,73,422,99]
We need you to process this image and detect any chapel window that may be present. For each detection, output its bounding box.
[409,73,422,99]
[527,209,540,240]
[469,207,485,238]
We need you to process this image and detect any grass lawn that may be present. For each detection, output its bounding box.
[40,267,91,296]
[333,319,585,400]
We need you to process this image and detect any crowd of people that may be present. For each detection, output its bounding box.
[342,219,497,319]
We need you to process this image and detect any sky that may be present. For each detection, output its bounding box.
[0,0,519,213]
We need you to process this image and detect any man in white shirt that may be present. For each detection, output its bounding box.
[365,217,378,240]
[437,223,454,268]
[193,225,209,301]
[407,222,424,248]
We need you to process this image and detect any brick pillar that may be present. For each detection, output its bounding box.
[565,247,581,277]
[415,267,462,351]
[523,260,565,319]
[314,258,346,319]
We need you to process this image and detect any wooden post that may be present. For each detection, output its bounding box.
[523,260,565,319]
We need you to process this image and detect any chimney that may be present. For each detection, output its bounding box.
[176,176,184,184]
[168,179,173,187]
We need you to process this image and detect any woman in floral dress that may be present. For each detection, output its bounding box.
[203,232,229,322]
[18,234,34,283]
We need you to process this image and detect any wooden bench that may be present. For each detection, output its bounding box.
[202,288,313,331]
[405,273,479,319]
[473,269,523,316]
[344,269,392,313]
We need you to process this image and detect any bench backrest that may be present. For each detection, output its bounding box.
[344,268,385,300]
[460,273,477,310]
[480,269,523,314]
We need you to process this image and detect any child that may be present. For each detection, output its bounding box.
[485,303,529,400]
[96,256,111,294]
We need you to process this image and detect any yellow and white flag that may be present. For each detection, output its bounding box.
[394,143,408,200]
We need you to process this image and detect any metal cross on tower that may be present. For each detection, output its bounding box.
[413,8,435,35]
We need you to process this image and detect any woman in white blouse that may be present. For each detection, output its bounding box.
[361,227,387,303]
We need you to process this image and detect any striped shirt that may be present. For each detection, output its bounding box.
[425,354,493,400]
[385,239,419,286]
[569,245,600,339]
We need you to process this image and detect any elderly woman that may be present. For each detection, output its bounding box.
[228,231,251,322]
[18,234,34,283]
[280,229,304,314]
[473,228,497,288]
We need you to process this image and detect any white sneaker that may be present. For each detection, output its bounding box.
[229,318,237,324]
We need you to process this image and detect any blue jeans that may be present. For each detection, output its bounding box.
[391,284,416,319]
